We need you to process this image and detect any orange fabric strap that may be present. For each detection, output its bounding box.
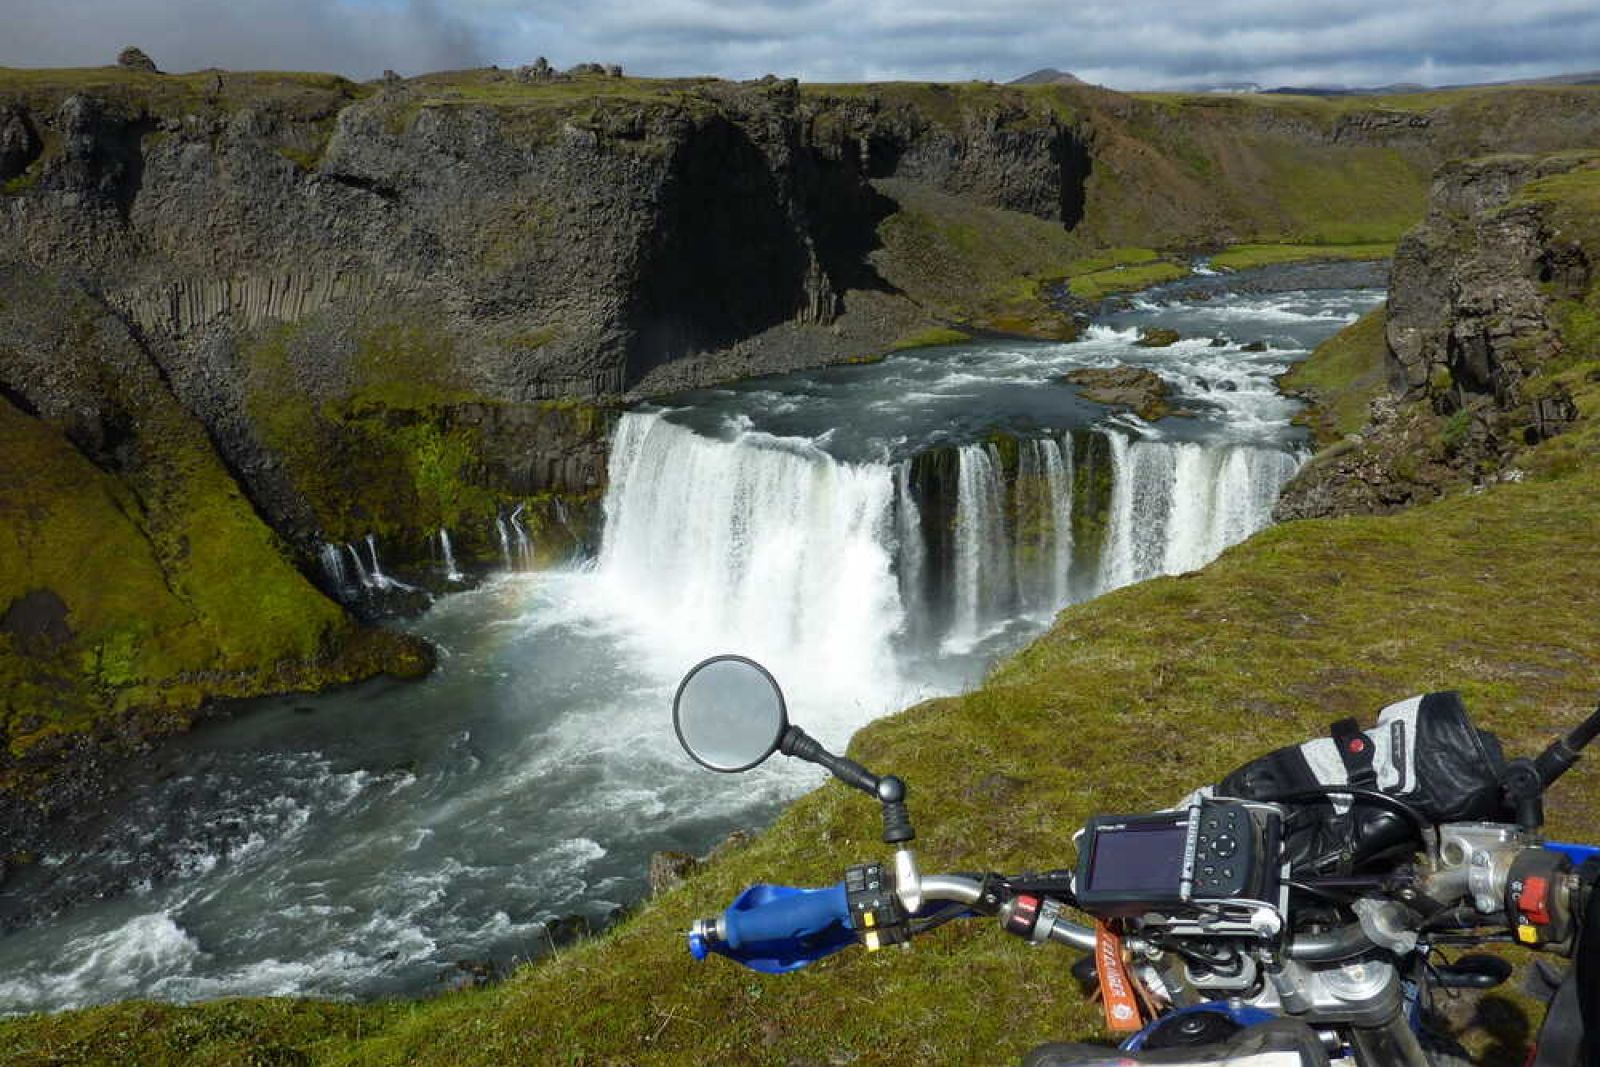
[1095,921,1144,1033]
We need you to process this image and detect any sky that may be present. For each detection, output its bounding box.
[2,0,1599,90]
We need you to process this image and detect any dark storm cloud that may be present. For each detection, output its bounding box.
[3,0,1599,89]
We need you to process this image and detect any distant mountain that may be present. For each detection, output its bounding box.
[1259,71,1600,96]
[1009,68,1086,86]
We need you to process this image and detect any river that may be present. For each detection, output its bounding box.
[0,270,1383,1012]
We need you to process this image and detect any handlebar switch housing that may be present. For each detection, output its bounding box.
[846,863,909,951]
[1508,849,1575,948]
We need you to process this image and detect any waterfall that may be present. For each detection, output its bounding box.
[319,543,349,592]
[1014,437,1074,616]
[894,463,926,645]
[508,506,534,569]
[495,516,514,571]
[597,412,903,694]
[946,444,1009,652]
[598,412,1299,675]
[345,543,371,588]
[365,535,387,586]
[1099,435,1302,591]
[439,529,464,583]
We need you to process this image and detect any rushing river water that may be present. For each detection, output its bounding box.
[0,274,1383,1013]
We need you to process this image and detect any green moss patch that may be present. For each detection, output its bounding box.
[872,179,1085,339]
[887,326,972,351]
[1066,258,1189,301]
[1210,242,1396,272]
[244,318,494,542]
[1279,308,1391,444]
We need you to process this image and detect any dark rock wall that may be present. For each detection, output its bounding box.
[1277,152,1598,520]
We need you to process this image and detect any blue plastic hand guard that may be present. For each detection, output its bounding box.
[688,882,854,974]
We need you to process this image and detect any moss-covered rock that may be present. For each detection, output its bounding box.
[239,312,612,574]
[1134,327,1181,348]
[1062,366,1172,420]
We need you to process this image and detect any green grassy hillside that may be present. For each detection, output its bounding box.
[7,379,1600,1064]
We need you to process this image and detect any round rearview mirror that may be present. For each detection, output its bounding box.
[673,655,789,773]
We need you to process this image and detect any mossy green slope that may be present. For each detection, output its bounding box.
[1280,308,1392,444]
[0,270,427,789]
[241,311,607,564]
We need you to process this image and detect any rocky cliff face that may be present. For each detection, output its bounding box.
[1277,151,1600,519]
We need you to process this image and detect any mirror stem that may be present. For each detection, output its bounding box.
[779,728,922,913]
[780,726,880,796]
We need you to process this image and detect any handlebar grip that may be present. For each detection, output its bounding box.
[723,882,850,947]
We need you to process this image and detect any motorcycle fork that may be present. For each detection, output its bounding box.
[1347,1015,1431,1066]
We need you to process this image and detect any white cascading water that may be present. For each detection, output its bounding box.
[599,412,1301,673]
[1099,437,1302,589]
[495,516,514,571]
[345,543,371,587]
[439,529,464,582]
[893,462,927,645]
[318,543,351,595]
[596,412,904,705]
[945,443,1010,652]
[1018,436,1074,613]
[508,506,534,569]
[365,534,386,585]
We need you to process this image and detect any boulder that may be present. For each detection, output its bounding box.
[0,107,41,182]
[1135,326,1181,348]
[116,46,159,74]
[1063,366,1171,420]
[649,850,698,895]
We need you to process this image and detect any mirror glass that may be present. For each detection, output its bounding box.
[673,655,788,772]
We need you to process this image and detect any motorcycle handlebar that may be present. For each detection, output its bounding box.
[689,871,1393,971]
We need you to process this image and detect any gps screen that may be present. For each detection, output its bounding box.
[1086,822,1187,893]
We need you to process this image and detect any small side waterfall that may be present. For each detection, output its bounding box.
[345,543,371,587]
[494,508,536,572]
[319,543,352,595]
[439,529,464,583]
[495,516,514,571]
[508,506,534,569]
[365,535,387,586]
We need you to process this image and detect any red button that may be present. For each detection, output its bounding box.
[1348,738,1366,754]
[1521,876,1551,926]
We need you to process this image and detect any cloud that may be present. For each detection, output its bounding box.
[2,0,1598,89]
[0,0,483,79]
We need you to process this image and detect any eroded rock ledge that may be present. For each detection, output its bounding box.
[1277,152,1598,520]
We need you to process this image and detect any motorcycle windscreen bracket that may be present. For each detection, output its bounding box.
[1074,799,1283,921]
